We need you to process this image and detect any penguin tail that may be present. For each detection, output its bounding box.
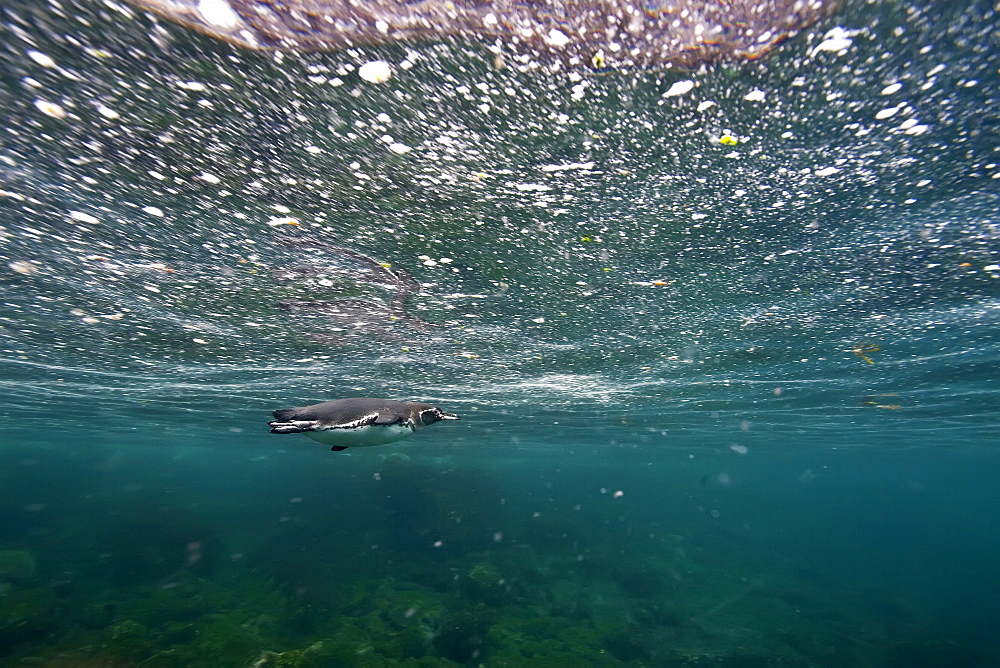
[272,407,300,421]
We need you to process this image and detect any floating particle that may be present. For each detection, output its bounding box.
[811,27,855,56]
[546,28,571,47]
[27,50,56,68]
[881,82,903,95]
[197,0,240,29]
[97,105,120,120]
[744,89,766,102]
[199,172,221,184]
[730,444,749,455]
[814,166,841,176]
[613,490,624,498]
[267,216,300,227]
[663,80,695,98]
[852,339,879,364]
[388,142,411,154]
[8,261,38,275]
[875,105,902,120]
[541,161,595,172]
[142,206,165,217]
[69,210,100,224]
[358,60,392,83]
[34,99,66,118]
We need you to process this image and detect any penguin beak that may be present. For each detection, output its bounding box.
[439,412,461,421]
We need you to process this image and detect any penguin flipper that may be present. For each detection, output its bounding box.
[331,446,349,451]
[372,411,405,426]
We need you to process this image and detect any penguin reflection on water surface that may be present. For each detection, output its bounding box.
[272,237,432,343]
[268,398,460,451]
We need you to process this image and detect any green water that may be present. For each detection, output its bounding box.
[1,0,998,664]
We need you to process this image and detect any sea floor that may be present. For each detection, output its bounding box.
[2,433,995,666]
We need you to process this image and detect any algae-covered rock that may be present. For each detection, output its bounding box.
[603,625,654,663]
[194,617,264,664]
[252,648,315,667]
[107,619,152,658]
[384,624,431,660]
[434,608,495,664]
[371,580,446,630]
[162,620,198,645]
[461,562,511,606]
[0,550,37,582]
[0,588,58,653]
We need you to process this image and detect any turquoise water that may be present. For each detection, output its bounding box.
[1,0,999,664]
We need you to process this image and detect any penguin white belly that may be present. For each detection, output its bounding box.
[305,423,413,447]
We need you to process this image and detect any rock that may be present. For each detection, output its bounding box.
[0,550,36,582]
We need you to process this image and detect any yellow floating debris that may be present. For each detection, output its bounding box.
[851,339,880,364]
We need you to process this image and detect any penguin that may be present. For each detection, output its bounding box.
[268,398,460,451]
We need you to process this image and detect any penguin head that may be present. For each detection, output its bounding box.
[415,405,461,426]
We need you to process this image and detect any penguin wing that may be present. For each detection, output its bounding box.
[320,411,405,429]
[371,411,407,426]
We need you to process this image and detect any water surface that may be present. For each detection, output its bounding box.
[0,0,998,664]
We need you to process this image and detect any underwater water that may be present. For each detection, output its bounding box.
[1,0,999,665]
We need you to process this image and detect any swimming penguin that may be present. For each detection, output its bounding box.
[268,398,460,451]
